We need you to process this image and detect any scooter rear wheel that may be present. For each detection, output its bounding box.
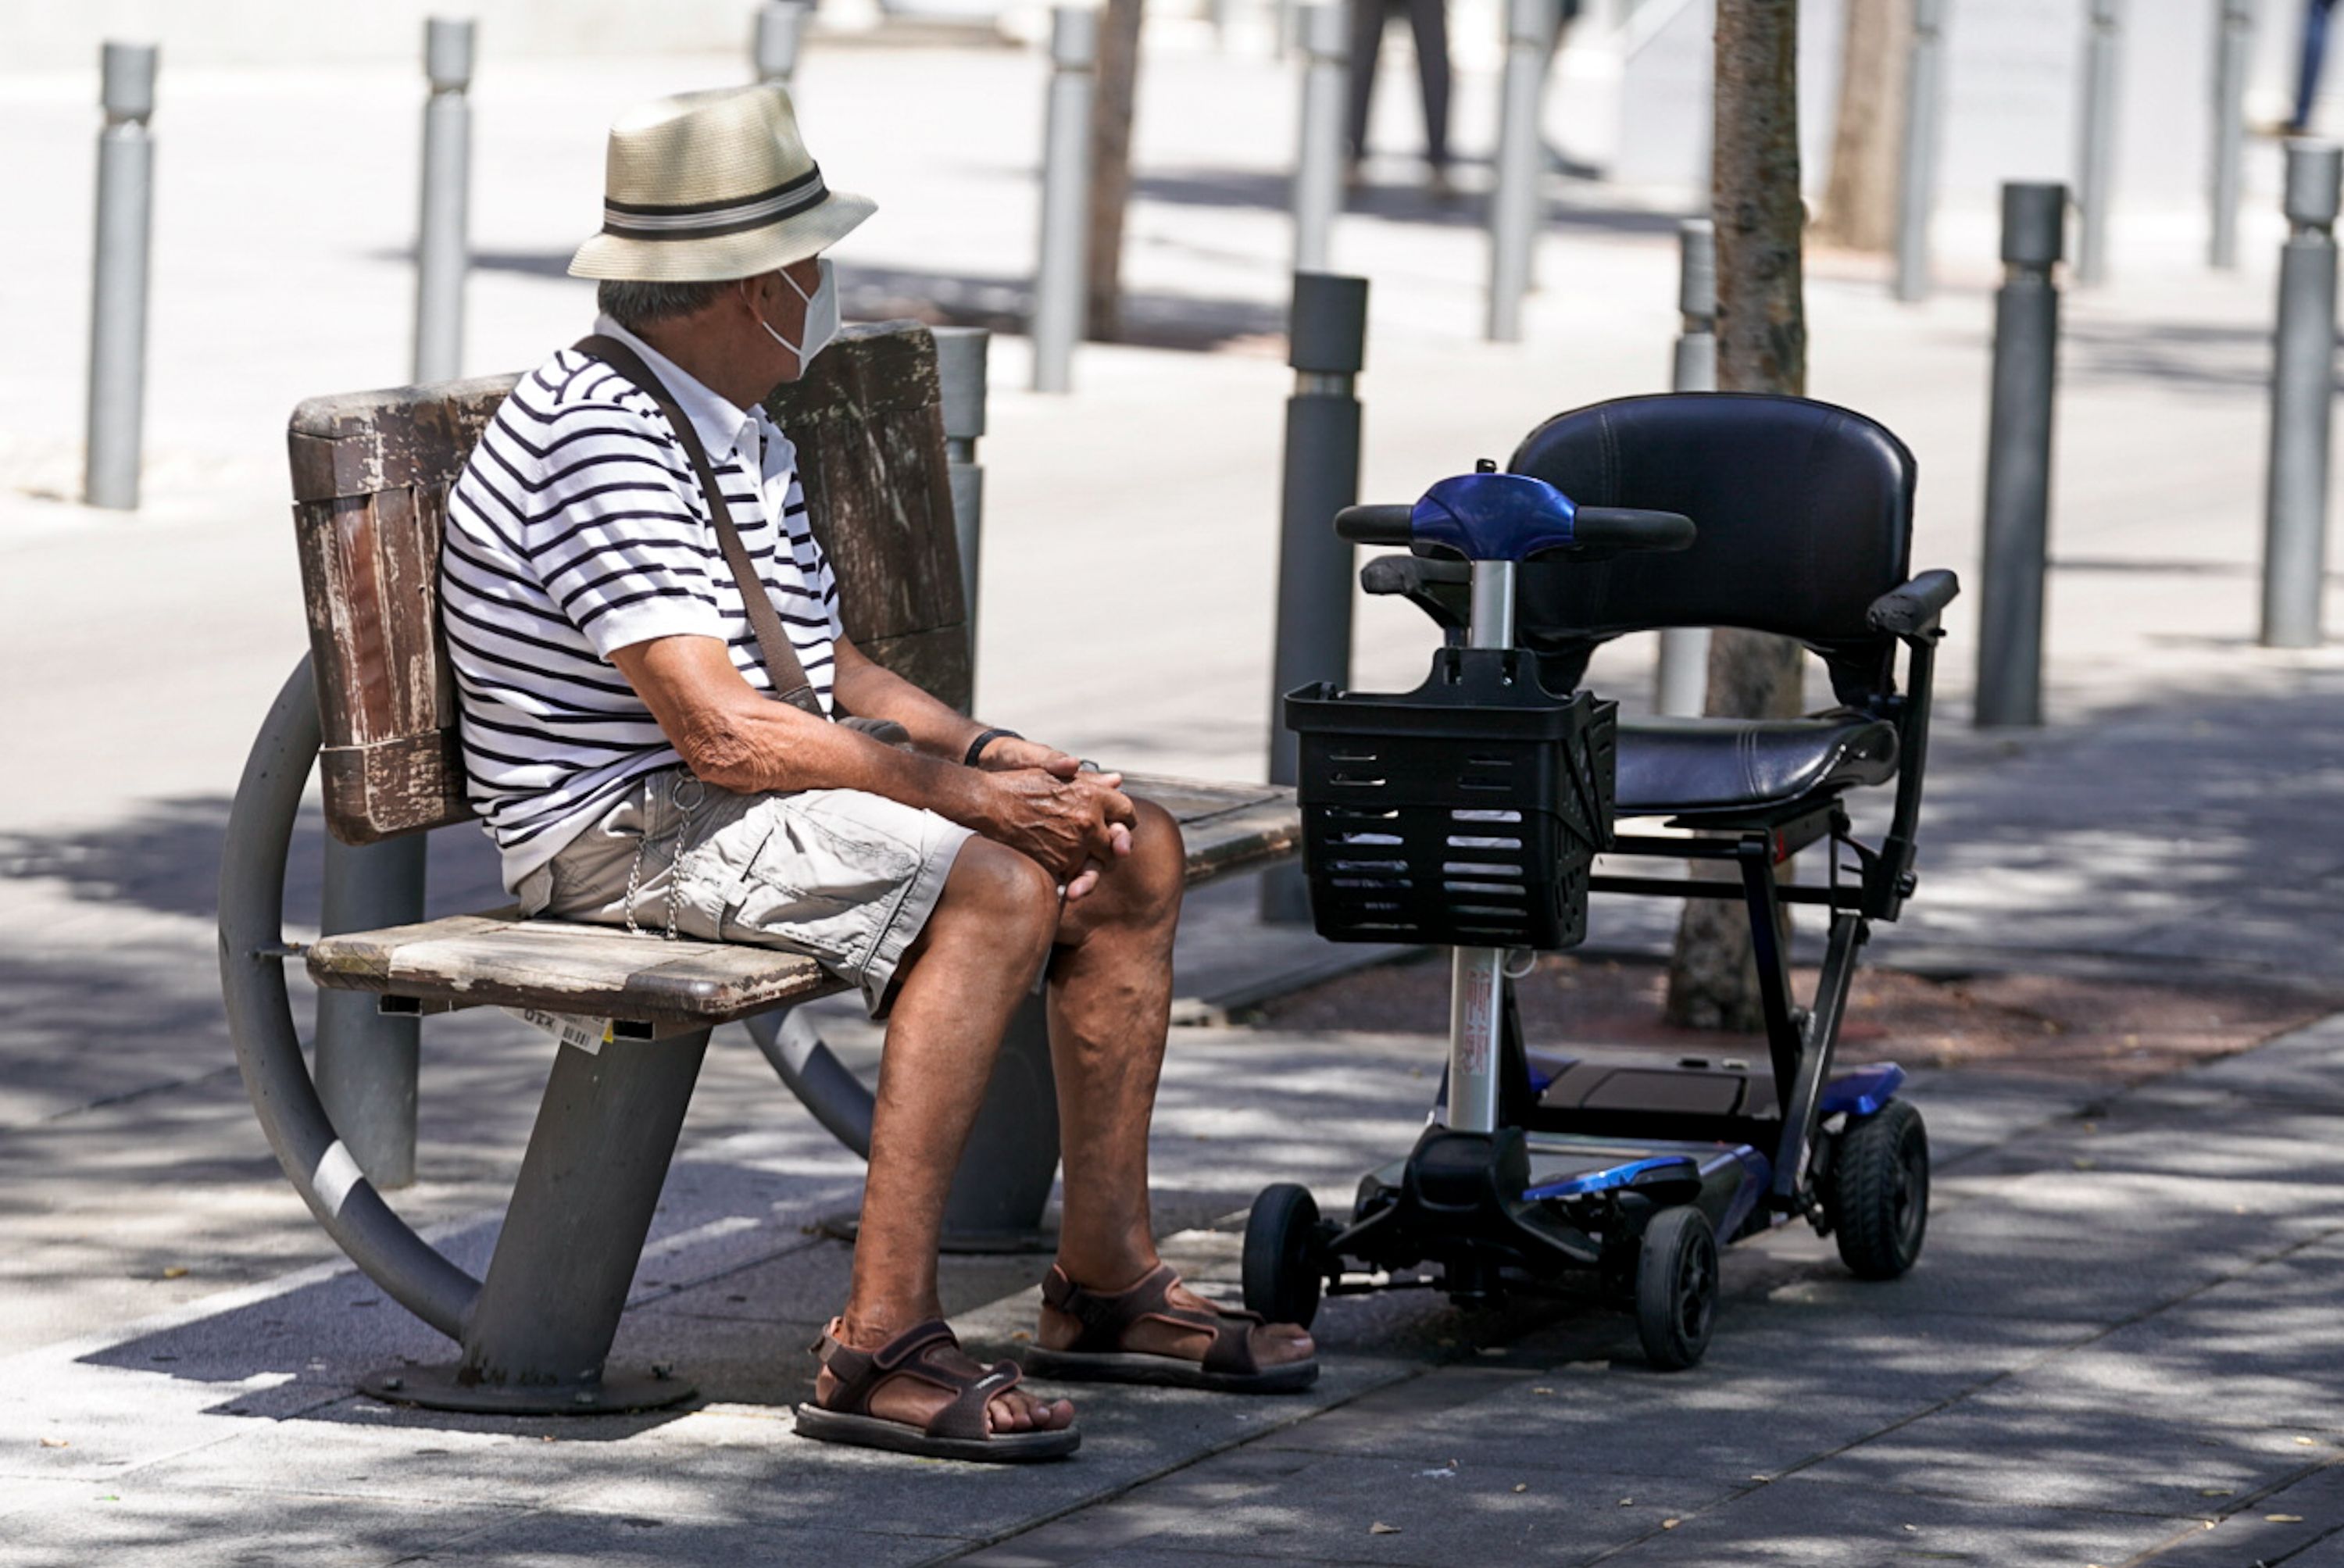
[1829,1099,1930,1280]
[1635,1205,1717,1370]
[1242,1183,1325,1330]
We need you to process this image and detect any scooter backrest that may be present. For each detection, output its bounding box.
[1508,393,1917,709]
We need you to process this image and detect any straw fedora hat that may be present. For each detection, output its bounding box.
[569,84,875,283]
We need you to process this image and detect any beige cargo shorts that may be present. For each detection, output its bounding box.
[516,768,975,1015]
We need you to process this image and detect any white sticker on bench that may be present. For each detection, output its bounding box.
[313,1139,366,1219]
[504,1007,614,1056]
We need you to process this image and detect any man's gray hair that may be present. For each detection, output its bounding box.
[597,278,731,332]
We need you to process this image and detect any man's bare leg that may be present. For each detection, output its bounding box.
[1037,801,1313,1367]
[821,837,1074,1435]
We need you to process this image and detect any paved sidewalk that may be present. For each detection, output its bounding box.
[9,1013,2344,1565]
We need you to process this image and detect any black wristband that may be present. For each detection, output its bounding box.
[963,727,1023,768]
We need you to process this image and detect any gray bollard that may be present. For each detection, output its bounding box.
[84,41,158,512]
[413,18,473,385]
[2074,0,2121,289]
[1293,4,1348,275]
[752,0,811,85]
[1656,218,1714,717]
[315,835,427,1188]
[1262,273,1370,923]
[1487,0,1557,342]
[1031,6,1096,395]
[2260,141,2341,648]
[1893,0,1946,304]
[2210,0,2253,270]
[934,326,990,700]
[1974,184,2067,728]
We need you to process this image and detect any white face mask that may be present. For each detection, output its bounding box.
[759,257,839,371]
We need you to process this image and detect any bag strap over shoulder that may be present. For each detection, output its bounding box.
[573,333,824,717]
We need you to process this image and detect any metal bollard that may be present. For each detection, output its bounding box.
[315,835,427,1188]
[2260,141,2341,648]
[1487,0,1557,342]
[752,0,811,86]
[2210,0,2253,270]
[1292,4,1348,275]
[1893,0,1946,304]
[1262,273,1370,923]
[2074,0,2121,289]
[934,326,990,701]
[1031,6,1096,395]
[84,41,158,512]
[413,18,473,385]
[1656,219,1714,717]
[1974,184,2067,728]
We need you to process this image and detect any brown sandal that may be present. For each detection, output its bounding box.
[1023,1263,1319,1394]
[794,1318,1079,1463]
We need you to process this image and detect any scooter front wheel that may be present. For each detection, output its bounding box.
[1635,1205,1718,1370]
[1242,1183,1326,1330]
[1829,1099,1930,1280]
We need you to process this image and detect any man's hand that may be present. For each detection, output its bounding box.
[976,736,1080,776]
[978,767,1136,901]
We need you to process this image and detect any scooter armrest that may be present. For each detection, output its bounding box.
[1867,569,1960,638]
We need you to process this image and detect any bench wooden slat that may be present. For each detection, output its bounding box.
[306,776,1297,1027]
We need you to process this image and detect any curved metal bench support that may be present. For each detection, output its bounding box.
[221,657,697,1414]
[218,659,479,1341]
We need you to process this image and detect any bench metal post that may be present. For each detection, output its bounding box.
[1031,7,1096,395]
[1262,272,1368,923]
[753,0,811,86]
[935,326,990,705]
[1974,183,2067,727]
[2262,141,2341,649]
[316,836,427,1188]
[2074,0,2121,289]
[84,41,157,512]
[2210,0,2253,270]
[1487,0,1556,343]
[1292,3,1347,275]
[361,1030,708,1413]
[413,18,473,385]
[1892,0,1946,304]
[1656,219,1714,718]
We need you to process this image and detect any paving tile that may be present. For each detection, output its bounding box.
[959,1446,1737,1568]
[420,1510,959,1568]
[1798,1391,2336,1515]
[2131,1459,2344,1563]
[1590,1473,2196,1567]
[0,1480,524,1568]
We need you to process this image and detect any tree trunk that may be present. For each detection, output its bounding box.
[1663,0,1810,1032]
[1085,0,1146,341]
[1813,0,1910,252]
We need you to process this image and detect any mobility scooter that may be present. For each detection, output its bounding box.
[1242,394,1958,1368]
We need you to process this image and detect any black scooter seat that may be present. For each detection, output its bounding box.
[1615,714,1898,816]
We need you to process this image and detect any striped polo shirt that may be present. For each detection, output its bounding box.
[441,315,841,889]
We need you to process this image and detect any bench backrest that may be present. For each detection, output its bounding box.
[289,323,969,845]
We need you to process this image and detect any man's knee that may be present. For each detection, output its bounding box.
[1120,799,1186,922]
[939,836,1059,958]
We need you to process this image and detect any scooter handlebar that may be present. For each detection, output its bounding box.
[1332,504,1418,546]
[1557,507,1698,557]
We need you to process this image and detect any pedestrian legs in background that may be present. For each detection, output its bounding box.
[1344,0,1455,200]
[2293,0,2339,133]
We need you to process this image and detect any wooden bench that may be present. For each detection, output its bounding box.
[220,322,1298,1415]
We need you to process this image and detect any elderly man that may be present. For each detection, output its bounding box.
[440,84,1313,1461]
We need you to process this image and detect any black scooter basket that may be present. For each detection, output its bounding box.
[1287,648,1617,949]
